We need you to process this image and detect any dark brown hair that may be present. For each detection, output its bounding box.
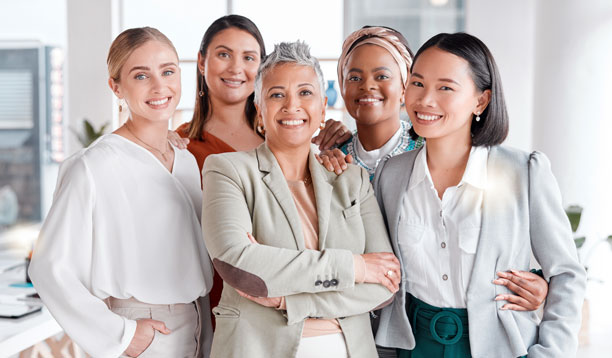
[185,15,266,140]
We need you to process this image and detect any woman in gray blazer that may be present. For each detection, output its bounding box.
[201,41,401,358]
[373,33,586,357]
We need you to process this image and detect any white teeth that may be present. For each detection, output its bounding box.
[148,98,168,105]
[416,113,441,121]
[281,120,305,126]
[359,98,382,103]
[223,79,242,85]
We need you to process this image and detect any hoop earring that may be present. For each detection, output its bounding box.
[198,73,205,97]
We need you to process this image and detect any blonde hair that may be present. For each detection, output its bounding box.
[107,27,178,82]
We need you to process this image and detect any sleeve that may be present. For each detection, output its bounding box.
[28,156,136,358]
[526,152,587,357]
[201,155,355,298]
[283,168,394,324]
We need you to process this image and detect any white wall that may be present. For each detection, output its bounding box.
[465,0,536,152]
[0,0,67,46]
[532,0,612,240]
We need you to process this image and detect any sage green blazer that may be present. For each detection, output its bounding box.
[201,143,394,358]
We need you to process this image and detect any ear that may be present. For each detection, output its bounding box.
[400,86,406,105]
[197,52,206,75]
[255,103,263,126]
[476,89,491,115]
[108,77,122,99]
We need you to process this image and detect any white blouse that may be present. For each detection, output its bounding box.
[398,145,488,308]
[29,134,214,358]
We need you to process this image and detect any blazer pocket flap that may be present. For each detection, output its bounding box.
[342,202,360,219]
[212,305,240,318]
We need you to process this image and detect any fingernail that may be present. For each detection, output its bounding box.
[510,269,519,274]
[342,164,347,170]
[492,279,503,284]
[494,295,503,301]
[500,306,508,310]
[497,271,508,278]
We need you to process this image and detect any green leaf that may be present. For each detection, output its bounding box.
[607,235,612,250]
[565,205,583,233]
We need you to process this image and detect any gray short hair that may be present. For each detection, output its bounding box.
[254,41,325,106]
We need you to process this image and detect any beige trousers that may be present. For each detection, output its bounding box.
[108,296,212,358]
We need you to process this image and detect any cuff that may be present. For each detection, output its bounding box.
[353,254,366,284]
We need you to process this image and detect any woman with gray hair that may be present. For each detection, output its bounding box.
[201,41,400,358]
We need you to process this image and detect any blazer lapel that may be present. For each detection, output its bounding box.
[389,148,422,246]
[257,144,305,250]
[308,150,333,250]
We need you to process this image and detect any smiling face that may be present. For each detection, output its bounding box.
[342,44,405,127]
[405,46,490,145]
[257,63,326,151]
[110,40,180,123]
[201,27,261,106]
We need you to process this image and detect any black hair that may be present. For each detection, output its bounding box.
[186,15,266,140]
[408,32,509,146]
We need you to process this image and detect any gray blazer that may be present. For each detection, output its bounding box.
[373,146,586,358]
[201,143,394,358]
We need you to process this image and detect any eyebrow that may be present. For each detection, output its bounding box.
[128,62,177,74]
[373,66,391,72]
[411,72,461,86]
[214,45,259,54]
[298,83,314,88]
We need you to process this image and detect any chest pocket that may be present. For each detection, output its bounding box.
[397,222,427,283]
[458,225,480,290]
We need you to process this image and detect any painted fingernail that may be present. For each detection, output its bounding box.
[494,295,504,301]
[492,279,504,284]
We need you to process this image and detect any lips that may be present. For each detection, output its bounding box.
[146,97,171,108]
[278,119,307,127]
[356,95,384,105]
[222,78,245,88]
[415,111,442,121]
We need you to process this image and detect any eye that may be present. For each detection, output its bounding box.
[218,52,230,58]
[162,70,175,76]
[376,74,390,80]
[135,73,147,80]
[439,86,453,91]
[299,89,313,96]
[410,80,423,87]
[348,75,361,82]
[245,55,256,62]
[270,92,284,99]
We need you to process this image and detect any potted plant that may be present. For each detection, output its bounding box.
[71,118,109,147]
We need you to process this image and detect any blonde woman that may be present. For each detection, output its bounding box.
[29,27,213,358]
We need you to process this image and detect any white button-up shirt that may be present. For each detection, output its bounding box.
[398,145,489,308]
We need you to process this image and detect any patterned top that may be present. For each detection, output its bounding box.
[339,120,424,181]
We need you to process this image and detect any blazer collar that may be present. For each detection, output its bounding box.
[255,143,334,250]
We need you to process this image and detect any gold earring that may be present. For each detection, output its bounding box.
[320,121,325,130]
[198,72,205,97]
[257,123,265,135]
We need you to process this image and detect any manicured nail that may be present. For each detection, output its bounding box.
[492,279,504,284]
[494,295,504,301]
[510,269,519,275]
[497,271,508,278]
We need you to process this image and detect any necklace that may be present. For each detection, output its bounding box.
[125,121,170,161]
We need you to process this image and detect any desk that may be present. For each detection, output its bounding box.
[0,249,61,358]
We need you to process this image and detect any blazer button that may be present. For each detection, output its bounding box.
[323,280,331,288]
[315,280,323,286]
[330,279,338,286]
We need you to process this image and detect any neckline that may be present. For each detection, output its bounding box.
[110,133,177,175]
[202,130,238,152]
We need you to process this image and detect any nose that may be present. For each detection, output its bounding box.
[150,74,163,93]
[282,93,302,113]
[360,75,378,91]
[227,57,243,75]
[413,86,436,108]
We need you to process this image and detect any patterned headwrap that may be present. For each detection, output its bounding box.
[337,26,413,93]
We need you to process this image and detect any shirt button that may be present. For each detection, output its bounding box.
[442,274,448,281]
[323,280,331,288]
[330,279,339,286]
[441,242,446,249]
[315,280,322,286]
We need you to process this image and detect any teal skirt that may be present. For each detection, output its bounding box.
[397,294,527,358]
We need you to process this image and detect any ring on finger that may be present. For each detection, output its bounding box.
[386,270,394,277]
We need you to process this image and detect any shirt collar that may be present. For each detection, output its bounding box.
[460,146,489,190]
[408,144,489,191]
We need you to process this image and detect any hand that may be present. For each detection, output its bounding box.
[361,252,401,293]
[493,270,548,311]
[236,289,282,308]
[315,148,353,175]
[311,119,352,150]
[124,319,171,357]
[167,130,189,149]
